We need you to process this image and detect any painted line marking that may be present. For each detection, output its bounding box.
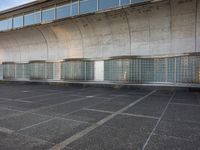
[49,90,157,150]
[142,92,175,150]
[0,127,14,134]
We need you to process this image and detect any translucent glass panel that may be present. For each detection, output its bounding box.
[175,56,199,83]
[15,64,24,79]
[0,65,3,80]
[62,61,85,80]
[167,58,175,83]
[24,64,30,79]
[129,59,141,83]
[99,0,119,10]
[71,0,79,16]
[15,63,30,79]
[80,0,97,14]
[104,59,129,81]
[13,16,23,28]
[46,63,53,79]
[0,18,12,31]
[61,60,94,80]
[153,59,166,82]
[86,61,94,80]
[104,56,200,84]
[3,63,15,79]
[24,11,41,26]
[46,62,61,80]
[56,4,71,19]
[121,0,130,5]
[53,62,61,80]
[29,62,45,79]
[42,7,55,22]
[141,59,154,83]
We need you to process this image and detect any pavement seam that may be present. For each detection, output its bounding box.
[142,92,175,150]
[49,89,157,150]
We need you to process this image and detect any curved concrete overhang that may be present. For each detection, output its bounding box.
[0,0,199,63]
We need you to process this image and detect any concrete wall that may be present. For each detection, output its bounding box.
[0,0,199,63]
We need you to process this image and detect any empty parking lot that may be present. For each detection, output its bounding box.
[0,83,199,150]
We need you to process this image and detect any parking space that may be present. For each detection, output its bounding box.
[0,84,199,150]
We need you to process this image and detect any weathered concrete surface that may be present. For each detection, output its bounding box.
[0,0,199,63]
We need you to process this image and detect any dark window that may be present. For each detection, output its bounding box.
[131,0,144,4]
[121,0,130,6]
[56,4,71,19]
[98,0,119,10]
[24,11,41,26]
[42,7,55,22]
[71,0,79,16]
[80,0,97,14]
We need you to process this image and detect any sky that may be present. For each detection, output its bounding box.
[0,0,36,11]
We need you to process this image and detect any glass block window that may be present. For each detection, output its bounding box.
[129,59,141,83]
[141,59,154,83]
[167,57,175,83]
[153,58,166,82]
[61,60,94,80]
[15,64,24,79]
[3,63,15,79]
[85,61,94,80]
[46,62,54,79]
[29,62,45,80]
[0,64,3,80]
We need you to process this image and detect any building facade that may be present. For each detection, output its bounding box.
[0,0,199,85]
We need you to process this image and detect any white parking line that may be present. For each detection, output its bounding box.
[0,127,14,134]
[49,90,157,150]
[142,92,175,150]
